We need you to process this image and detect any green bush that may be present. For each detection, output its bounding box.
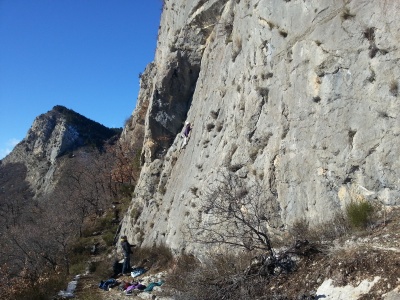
[346,201,374,229]
[103,230,116,247]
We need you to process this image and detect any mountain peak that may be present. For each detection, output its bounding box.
[2,105,122,197]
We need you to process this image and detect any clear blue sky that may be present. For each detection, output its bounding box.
[0,0,162,159]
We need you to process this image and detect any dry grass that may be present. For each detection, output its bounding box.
[166,252,261,300]
[132,244,174,272]
[290,212,351,243]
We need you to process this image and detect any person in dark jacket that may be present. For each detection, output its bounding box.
[120,235,133,275]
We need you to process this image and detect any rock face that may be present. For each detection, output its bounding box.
[120,0,400,255]
[2,105,118,198]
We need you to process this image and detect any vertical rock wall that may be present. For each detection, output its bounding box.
[120,0,400,255]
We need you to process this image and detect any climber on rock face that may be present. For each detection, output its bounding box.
[181,121,192,149]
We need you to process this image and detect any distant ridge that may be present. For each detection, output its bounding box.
[1,105,123,198]
[51,105,122,148]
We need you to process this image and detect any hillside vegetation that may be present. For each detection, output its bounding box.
[0,107,141,300]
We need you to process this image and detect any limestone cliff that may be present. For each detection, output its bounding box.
[120,0,400,255]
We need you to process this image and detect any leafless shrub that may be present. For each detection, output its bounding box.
[174,173,326,299]
[167,240,321,300]
[289,218,310,240]
[320,213,351,240]
[290,212,350,242]
[166,254,200,293]
[190,172,275,256]
[167,252,260,300]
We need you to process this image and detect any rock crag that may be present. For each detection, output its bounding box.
[120,0,400,255]
[3,105,119,198]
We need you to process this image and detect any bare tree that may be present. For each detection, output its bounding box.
[0,163,34,228]
[192,172,275,257]
[54,148,116,236]
[190,171,321,281]
[109,140,141,198]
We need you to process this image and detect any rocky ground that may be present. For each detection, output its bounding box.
[75,271,171,300]
[70,207,400,300]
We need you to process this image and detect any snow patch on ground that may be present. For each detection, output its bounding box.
[316,276,380,299]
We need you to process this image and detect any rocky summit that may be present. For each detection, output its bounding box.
[2,105,119,198]
[119,0,400,255]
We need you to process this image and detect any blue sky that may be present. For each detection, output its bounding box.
[0,0,162,159]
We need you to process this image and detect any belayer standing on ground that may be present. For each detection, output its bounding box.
[120,235,134,275]
[181,121,192,149]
